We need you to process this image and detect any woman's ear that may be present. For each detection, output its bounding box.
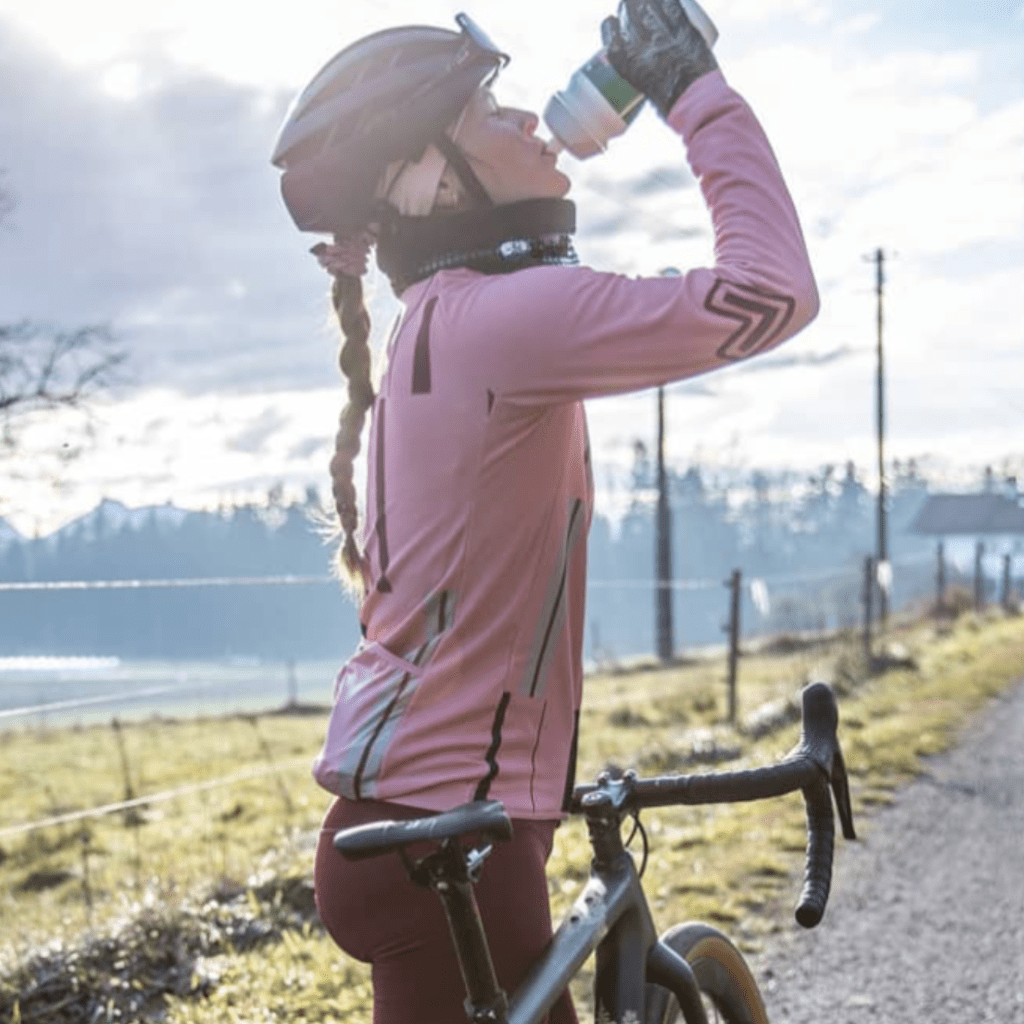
[432,163,464,207]
[433,163,466,210]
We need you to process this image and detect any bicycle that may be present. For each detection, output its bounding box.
[333,681,857,1024]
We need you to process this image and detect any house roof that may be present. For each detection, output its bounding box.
[910,493,1024,536]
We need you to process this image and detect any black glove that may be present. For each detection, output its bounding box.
[601,0,718,119]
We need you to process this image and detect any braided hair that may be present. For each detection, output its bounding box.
[271,15,511,598]
[327,263,375,596]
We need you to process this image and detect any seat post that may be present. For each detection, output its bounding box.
[420,839,510,1024]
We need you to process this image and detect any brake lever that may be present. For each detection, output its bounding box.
[829,742,856,841]
[790,682,856,840]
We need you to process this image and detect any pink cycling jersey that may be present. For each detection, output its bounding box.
[312,71,820,818]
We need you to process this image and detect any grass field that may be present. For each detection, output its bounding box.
[2,605,1023,1023]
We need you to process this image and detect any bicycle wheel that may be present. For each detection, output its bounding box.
[645,922,769,1024]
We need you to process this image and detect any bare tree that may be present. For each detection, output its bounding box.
[0,321,125,430]
[0,175,126,449]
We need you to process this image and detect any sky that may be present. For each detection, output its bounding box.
[0,0,1022,538]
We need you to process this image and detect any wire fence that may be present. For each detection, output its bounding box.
[0,556,905,593]
[0,549,958,725]
[0,758,309,840]
[1,547,1020,734]
[1,551,1021,900]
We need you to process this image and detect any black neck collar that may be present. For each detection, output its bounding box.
[375,198,578,293]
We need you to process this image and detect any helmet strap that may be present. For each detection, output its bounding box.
[432,134,494,208]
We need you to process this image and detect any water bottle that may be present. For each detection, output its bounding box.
[542,0,718,159]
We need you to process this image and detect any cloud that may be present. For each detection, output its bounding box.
[666,380,718,398]
[229,407,290,454]
[833,13,882,36]
[0,19,344,397]
[712,0,828,26]
[732,346,861,375]
[1,386,346,532]
[2,2,1023,533]
[288,435,330,460]
[619,166,694,199]
[583,211,635,240]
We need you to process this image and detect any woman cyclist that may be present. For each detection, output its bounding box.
[270,2,819,1022]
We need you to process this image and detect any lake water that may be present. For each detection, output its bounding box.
[0,656,341,729]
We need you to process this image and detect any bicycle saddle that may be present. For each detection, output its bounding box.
[333,799,514,861]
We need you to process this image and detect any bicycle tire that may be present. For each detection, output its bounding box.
[645,922,769,1024]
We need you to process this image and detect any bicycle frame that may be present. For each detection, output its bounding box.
[435,799,710,1024]
[502,848,709,1024]
[336,682,856,1024]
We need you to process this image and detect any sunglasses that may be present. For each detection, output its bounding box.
[453,12,510,77]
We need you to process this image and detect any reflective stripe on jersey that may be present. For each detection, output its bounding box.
[519,498,586,701]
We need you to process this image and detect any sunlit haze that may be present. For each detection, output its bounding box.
[1,0,1022,536]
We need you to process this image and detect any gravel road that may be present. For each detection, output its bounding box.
[751,677,1024,1023]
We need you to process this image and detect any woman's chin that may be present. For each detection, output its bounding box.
[551,170,573,198]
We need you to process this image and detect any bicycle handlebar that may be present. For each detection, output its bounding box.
[789,682,856,926]
[570,682,856,928]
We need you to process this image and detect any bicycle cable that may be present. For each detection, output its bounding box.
[624,811,649,878]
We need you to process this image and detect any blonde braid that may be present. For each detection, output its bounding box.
[328,271,375,595]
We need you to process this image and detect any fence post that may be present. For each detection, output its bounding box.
[863,555,874,669]
[725,569,741,724]
[111,717,146,826]
[974,541,985,612]
[936,540,946,611]
[80,832,94,929]
[1002,554,1013,611]
[245,715,295,815]
[111,717,135,803]
[655,387,674,663]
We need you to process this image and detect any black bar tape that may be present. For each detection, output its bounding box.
[630,757,818,809]
[795,779,835,928]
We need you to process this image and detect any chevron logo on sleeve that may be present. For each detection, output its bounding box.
[704,279,796,361]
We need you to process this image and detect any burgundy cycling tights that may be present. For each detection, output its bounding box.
[315,796,578,1024]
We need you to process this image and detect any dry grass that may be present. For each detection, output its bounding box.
[2,609,1023,1023]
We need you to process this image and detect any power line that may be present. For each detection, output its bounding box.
[591,554,931,592]
[874,246,889,625]
[0,557,933,596]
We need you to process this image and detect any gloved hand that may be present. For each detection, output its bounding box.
[601,0,718,119]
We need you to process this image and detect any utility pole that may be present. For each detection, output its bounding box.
[873,248,889,626]
[655,267,679,664]
[655,385,674,662]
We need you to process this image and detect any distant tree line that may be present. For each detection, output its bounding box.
[0,487,352,661]
[0,458,958,662]
[590,455,939,660]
